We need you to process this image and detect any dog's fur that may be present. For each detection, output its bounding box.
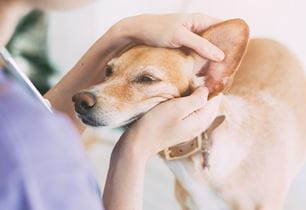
[74,20,306,210]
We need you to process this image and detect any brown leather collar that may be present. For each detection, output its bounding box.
[162,115,225,163]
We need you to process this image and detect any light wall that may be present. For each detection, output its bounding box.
[48,0,306,73]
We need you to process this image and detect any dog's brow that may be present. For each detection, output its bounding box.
[138,65,165,78]
[107,58,119,66]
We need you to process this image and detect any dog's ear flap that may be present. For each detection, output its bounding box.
[193,19,249,97]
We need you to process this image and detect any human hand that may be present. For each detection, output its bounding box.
[116,87,223,160]
[115,13,225,61]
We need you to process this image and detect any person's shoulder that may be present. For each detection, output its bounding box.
[0,78,85,178]
[0,81,104,210]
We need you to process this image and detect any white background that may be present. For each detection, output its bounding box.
[48,0,306,72]
[47,0,306,209]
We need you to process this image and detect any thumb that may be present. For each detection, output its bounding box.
[181,94,223,136]
[174,87,209,119]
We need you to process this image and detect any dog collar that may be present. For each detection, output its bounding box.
[162,115,225,165]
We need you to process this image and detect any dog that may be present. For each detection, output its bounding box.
[72,19,306,210]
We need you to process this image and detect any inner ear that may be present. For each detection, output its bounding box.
[193,19,249,97]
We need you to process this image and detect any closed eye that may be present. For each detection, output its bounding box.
[134,74,161,83]
[105,65,113,77]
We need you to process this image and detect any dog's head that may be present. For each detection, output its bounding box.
[72,19,249,128]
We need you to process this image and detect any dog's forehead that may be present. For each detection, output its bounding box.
[110,46,194,76]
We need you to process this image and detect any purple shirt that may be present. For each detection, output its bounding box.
[0,71,103,210]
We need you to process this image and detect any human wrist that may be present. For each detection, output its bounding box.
[112,15,148,45]
[104,131,147,210]
[109,17,136,45]
[112,129,152,165]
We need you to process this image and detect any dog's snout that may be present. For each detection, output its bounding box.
[72,92,97,114]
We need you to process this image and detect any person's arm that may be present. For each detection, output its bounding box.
[44,13,224,132]
[103,88,223,210]
[103,140,146,210]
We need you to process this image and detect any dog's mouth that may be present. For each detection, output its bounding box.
[77,113,143,128]
[75,97,166,128]
[120,113,144,128]
[78,115,105,127]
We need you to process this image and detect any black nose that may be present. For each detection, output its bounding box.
[72,92,97,114]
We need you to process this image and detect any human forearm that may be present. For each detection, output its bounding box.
[103,132,147,210]
[44,23,134,132]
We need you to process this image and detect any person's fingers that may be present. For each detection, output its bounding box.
[178,28,224,61]
[172,87,209,118]
[189,13,222,32]
[180,94,223,138]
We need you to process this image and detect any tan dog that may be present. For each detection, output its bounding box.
[73,19,306,210]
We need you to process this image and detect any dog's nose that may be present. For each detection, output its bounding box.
[72,92,97,114]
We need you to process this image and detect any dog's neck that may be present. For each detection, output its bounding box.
[201,94,250,179]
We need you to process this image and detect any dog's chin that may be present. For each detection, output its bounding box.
[78,114,142,129]
[80,116,105,127]
[108,114,143,129]
[118,114,142,128]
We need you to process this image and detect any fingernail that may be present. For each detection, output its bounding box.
[203,87,209,93]
[197,87,209,98]
[198,86,208,92]
[213,49,225,61]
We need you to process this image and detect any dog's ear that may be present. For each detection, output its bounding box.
[192,19,249,97]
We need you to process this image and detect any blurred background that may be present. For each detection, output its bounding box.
[7,0,306,209]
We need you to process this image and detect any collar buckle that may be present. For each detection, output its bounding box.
[163,135,202,160]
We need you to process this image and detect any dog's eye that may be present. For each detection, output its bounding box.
[135,74,159,83]
[105,65,113,77]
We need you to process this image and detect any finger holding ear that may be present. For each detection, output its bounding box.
[177,28,225,62]
[189,13,221,32]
